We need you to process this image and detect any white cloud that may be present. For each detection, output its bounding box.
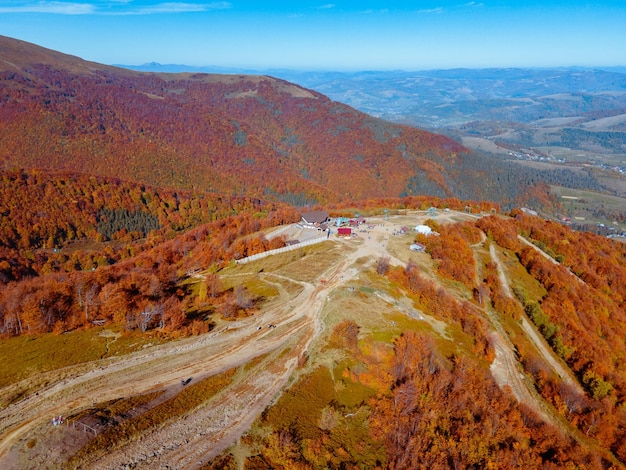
[0,1,95,14]
[139,1,231,13]
[360,9,388,14]
[417,7,443,14]
[0,0,231,15]
[317,3,335,9]
[133,2,217,13]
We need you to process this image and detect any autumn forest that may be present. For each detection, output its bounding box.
[1,35,626,469]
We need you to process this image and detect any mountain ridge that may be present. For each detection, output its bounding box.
[0,35,133,76]
[1,35,473,206]
[1,35,620,220]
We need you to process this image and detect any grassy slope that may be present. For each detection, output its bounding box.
[0,326,166,404]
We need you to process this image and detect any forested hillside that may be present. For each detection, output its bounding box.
[2,190,626,467]
[0,169,297,283]
[1,35,608,212]
[0,35,466,205]
[209,210,626,469]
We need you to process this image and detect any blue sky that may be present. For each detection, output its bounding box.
[1,1,625,70]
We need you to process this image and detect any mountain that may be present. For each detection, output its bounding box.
[270,68,626,164]
[0,35,468,205]
[119,64,626,129]
[4,35,605,212]
[114,61,256,75]
[2,35,615,279]
[115,59,626,207]
[1,204,626,468]
[0,35,128,76]
[270,67,626,126]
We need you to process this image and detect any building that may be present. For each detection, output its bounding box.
[349,216,366,227]
[337,227,352,237]
[415,225,433,236]
[410,243,426,252]
[301,211,330,228]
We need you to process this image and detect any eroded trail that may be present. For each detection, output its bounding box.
[489,244,513,297]
[0,321,308,468]
[489,331,554,424]
[95,259,354,469]
[486,242,585,433]
[0,285,309,466]
[488,243,583,393]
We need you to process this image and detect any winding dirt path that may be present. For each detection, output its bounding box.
[0,222,389,469]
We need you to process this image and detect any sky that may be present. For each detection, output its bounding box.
[1,1,625,71]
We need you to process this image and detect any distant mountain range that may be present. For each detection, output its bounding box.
[119,63,626,124]
[285,69,626,158]
[117,62,626,158]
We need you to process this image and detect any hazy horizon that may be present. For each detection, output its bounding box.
[1,1,625,71]
[116,62,626,74]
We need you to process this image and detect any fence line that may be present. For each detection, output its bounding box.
[65,419,97,436]
[235,235,329,265]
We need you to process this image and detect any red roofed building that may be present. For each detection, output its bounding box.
[337,227,352,236]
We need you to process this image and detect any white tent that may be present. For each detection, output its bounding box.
[414,225,432,235]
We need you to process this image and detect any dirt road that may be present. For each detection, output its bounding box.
[0,217,395,468]
[487,243,585,423]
